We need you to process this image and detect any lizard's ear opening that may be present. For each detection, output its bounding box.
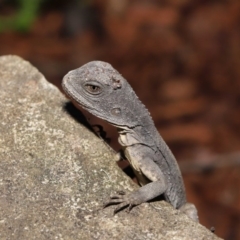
[110,107,121,116]
[84,83,102,95]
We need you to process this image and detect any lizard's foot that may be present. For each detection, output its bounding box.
[103,191,143,214]
[179,203,199,222]
[103,181,167,214]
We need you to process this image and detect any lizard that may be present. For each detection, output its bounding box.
[62,61,199,222]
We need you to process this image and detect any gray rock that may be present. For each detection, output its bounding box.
[0,55,221,240]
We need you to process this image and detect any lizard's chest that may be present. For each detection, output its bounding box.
[124,147,150,186]
[124,147,141,172]
[119,134,150,186]
[119,134,140,169]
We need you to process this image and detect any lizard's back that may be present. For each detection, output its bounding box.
[120,101,187,209]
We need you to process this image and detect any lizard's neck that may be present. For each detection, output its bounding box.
[117,115,158,148]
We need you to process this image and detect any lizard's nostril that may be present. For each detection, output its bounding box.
[63,74,70,84]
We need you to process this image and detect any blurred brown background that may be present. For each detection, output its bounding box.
[0,0,240,239]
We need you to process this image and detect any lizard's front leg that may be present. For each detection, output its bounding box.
[104,180,167,213]
[104,157,167,213]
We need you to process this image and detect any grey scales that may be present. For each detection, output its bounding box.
[62,61,199,222]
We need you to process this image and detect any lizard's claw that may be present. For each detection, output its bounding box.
[103,194,125,208]
[113,202,134,214]
[103,192,139,214]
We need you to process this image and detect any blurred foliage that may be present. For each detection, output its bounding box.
[0,0,42,32]
[0,0,91,33]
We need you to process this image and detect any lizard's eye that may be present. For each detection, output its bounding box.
[84,84,101,95]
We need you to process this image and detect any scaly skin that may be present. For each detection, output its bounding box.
[62,61,198,222]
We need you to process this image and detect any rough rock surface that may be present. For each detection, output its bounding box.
[0,55,221,240]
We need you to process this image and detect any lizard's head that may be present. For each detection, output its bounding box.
[62,61,146,128]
